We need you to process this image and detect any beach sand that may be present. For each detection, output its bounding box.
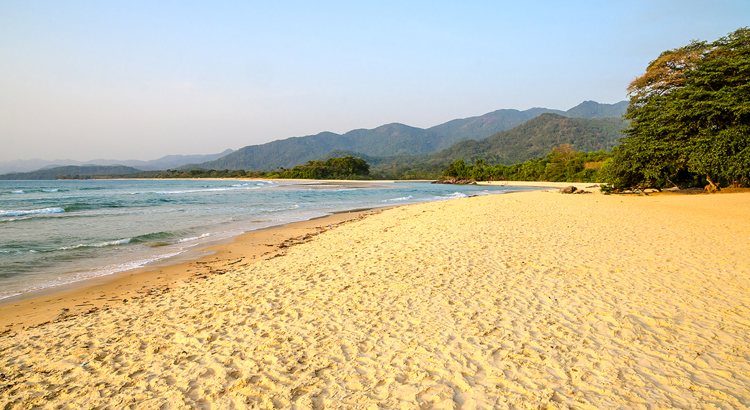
[0,209,384,333]
[1,190,749,409]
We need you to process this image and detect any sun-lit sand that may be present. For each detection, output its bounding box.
[1,190,749,409]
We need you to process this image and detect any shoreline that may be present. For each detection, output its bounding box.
[0,179,535,327]
[0,178,401,318]
[0,207,387,332]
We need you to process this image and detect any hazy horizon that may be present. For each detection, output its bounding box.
[2,100,616,164]
[2,1,748,162]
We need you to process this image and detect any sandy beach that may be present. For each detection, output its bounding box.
[1,190,749,409]
[0,208,385,333]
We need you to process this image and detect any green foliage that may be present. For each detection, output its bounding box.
[276,156,370,179]
[440,146,611,183]
[605,27,750,190]
[423,114,625,166]
[127,156,370,180]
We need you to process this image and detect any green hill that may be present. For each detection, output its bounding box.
[426,113,625,165]
[426,107,566,149]
[564,100,628,119]
[0,165,142,180]
[191,101,626,171]
[341,114,626,178]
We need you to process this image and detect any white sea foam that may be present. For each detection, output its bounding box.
[178,233,214,243]
[132,186,260,195]
[59,238,131,250]
[0,207,65,217]
[0,216,31,223]
[383,195,413,202]
[477,189,505,196]
[9,250,39,255]
[0,250,185,301]
[12,190,24,194]
[43,189,59,193]
[433,192,468,200]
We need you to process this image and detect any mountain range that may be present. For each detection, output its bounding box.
[0,149,234,175]
[2,100,628,178]
[190,100,627,171]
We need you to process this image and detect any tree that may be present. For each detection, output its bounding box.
[606,27,750,190]
[275,156,371,180]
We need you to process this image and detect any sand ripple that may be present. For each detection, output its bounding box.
[1,191,749,409]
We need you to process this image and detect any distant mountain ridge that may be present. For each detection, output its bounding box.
[0,149,234,175]
[0,165,143,180]
[195,100,626,171]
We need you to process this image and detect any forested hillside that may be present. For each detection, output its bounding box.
[427,114,624,165]
[361,114,626,179]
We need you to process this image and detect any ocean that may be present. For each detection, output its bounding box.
[0,179,538,300]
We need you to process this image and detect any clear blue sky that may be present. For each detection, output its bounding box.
[1,0,748,161]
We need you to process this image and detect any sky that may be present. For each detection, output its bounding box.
[1,1,749,162]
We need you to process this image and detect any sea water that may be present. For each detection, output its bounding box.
[0,179,538,300]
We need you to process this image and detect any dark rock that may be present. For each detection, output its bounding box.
[433,177,477,185]
[704,184,721,194]
[559,186,577,194]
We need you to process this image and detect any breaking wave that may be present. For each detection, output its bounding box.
[0,207,65,217]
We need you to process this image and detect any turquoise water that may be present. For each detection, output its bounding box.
[0,179,538,299]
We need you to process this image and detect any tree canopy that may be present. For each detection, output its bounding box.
[605,27,750,190]
[440,145,610,183]
[275,156,370,180]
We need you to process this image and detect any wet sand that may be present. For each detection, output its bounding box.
[0,209,384,333]
[1,190,749,409]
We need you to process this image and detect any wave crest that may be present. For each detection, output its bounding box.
[382,195,413,202]
[0,207,65,217]
[59,238,131,250]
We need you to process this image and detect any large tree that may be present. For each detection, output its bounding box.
[606,28,750,190]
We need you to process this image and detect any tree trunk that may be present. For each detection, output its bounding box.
[666,176,679,189]
[705,173,721,193]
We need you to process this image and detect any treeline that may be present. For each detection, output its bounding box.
[149,156,370,180]
[152,169,256,178]
[441,145,610,183]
